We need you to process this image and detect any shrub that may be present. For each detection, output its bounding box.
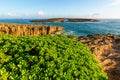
[0,34,108,80]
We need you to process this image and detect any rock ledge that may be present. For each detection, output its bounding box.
[0,23,63,36]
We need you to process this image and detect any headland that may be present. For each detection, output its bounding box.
[0,23,63,36]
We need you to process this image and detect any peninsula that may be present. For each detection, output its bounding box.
[30,18,100,22]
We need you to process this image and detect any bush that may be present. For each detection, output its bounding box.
[0,34,108,80]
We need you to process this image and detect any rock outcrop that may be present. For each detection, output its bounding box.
[78,34,120,80]
[30,18,100,22]
[0,23,63,36]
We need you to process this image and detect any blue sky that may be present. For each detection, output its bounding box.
[0,0,120,19]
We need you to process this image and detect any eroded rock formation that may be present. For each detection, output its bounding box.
[0,23,63,36]
[78,34,120,80]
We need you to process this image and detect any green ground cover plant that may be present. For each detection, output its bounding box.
[0,34,108,80]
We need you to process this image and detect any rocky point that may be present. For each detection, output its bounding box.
[0,23,63,36]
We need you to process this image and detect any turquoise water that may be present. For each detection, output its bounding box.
[0,19,120,36]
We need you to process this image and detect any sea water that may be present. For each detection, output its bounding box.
[0,19,120,36]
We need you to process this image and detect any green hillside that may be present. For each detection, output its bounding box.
[0,34,108,80]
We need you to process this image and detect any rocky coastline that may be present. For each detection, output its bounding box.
[0,23,63,36]
[77,34,120,80]
[0,23,119,80]
[30,18,100,22]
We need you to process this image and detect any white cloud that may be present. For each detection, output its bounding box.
[2,12,31,18]
[0,12,32,19]
[38,11,45,16]
[109,0,120,6]
[79,13,102,19]
[6,12,18,17]
[0,11,46,19]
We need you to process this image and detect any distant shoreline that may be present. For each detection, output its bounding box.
[30,18,100,22]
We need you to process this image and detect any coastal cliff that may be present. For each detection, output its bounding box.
[0,23,63,36]
[30,18,100,22]
[78,34,120,80]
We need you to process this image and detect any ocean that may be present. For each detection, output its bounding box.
[0,19,120,36]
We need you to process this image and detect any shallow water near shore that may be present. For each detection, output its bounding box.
[0,19,120,36]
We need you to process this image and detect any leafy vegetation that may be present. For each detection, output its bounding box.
[0,34,108,80]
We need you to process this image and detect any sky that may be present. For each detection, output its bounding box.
[0,0,120,19]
